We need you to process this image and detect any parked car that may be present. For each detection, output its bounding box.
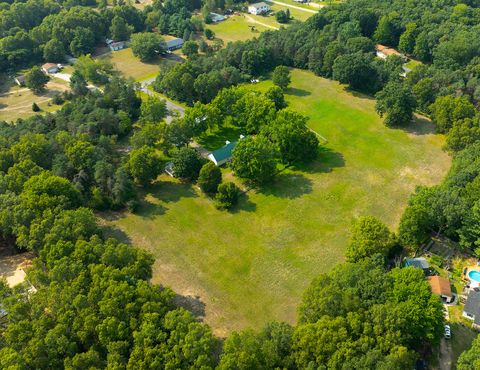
[444,324,451,339]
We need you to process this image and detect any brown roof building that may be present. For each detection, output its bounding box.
[375,44,404,59]
[428,276,453,303]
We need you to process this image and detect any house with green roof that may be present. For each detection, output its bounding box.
[207,136,244,166]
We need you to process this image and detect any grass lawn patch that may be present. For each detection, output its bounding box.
[0,79,69,122]
[207,15,271,43]
[100,48,177,82]
[102,69,451,336]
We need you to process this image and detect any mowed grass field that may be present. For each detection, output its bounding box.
[99,48,176,81]
[103,69,451,336]
[207,15,271,43]
[0,78,69,122]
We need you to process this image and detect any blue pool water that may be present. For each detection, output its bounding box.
[469,270,480,282]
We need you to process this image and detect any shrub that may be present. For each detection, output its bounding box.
[198,162,222,194]
[32,102,40,112]
[215,182,240,210]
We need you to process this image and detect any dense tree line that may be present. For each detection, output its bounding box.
[0,0,203,72]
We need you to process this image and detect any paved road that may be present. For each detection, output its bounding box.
[269,0,321,13]
[138,78,185,124]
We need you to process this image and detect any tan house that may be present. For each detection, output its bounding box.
[375,44,404,60]
[428,276,453,303]
[42,63,59,74]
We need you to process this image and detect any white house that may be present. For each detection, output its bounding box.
[109,41,127,52]
[248,2,270,15]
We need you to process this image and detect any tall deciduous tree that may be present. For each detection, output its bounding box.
[346,216,396,262]
[231,136,278,186]
[127,146,161,186]
[272,66,291,90]
[130,32,165,62]
[375,81,417,127]
[25,66,49,93]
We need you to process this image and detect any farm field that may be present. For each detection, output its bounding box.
[0,78,69,122]
[103,69,451,336]
[99,48,177,82]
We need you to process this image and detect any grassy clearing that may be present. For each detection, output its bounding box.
[0,79,69,122]
[207,15,272,43]
[99,48,177,82]
[103,69,451,335]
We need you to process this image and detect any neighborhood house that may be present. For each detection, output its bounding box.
[427,276,453,303]
[210,12,226,23]
[375,44,404,60]
[248,2,270,15]
[14,75,26,86]
[41,63,59,74]
[109,41,127,51]
[463,289,480,329]
[166,38,184,52]
[208,136,245,166]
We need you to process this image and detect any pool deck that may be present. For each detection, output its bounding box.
[464,266,480,288]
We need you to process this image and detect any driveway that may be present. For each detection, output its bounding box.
[269,0,321,12]
[138,78,185,124]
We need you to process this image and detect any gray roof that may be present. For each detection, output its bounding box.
[464,290,480,324]
[404,257,429,269]
[166,38,184,49]
[250,2,269,8]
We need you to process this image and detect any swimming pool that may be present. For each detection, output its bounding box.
[468,270,480,283]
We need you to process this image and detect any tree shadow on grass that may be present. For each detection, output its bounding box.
[229,193,257,213]
[196,125,244,151]
[400,115,437,136]
[148,180,198,203]
[173,293,206,319]
[101,224,132,245]
[294,147,345,174]
[286,87,311,97]
[259,172,313,199]
[347,88,375,101]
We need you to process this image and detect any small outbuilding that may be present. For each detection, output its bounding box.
[165,38,184,52]
[404,257,430,270]
[248,2,270,15]
[14,75,26,86]
[210,12,226,23]
[42,63,59,74]
[428,276,453,303]
[109,41,127,51]
[463,289,480,329]
[165,162,175,177]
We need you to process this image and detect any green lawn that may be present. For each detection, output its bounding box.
[0,78,69,122]
[207,15,272,43]
[103,69,451,336]
[100,48,177,82]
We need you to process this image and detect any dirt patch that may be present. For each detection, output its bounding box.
[0,252,34,288]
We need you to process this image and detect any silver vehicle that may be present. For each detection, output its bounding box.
[444,324,451,339]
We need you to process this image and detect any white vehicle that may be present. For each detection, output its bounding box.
[444,324,451,339]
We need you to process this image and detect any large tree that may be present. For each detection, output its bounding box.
[172,147,203,181]
[231,136,278,186]
[197,162,222,194]
[272,65,291,90]
[25,66,49,93]
[130,32,166,62]
[346,216,396,262]
[126,146,161,186]
[375,80,417,127]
